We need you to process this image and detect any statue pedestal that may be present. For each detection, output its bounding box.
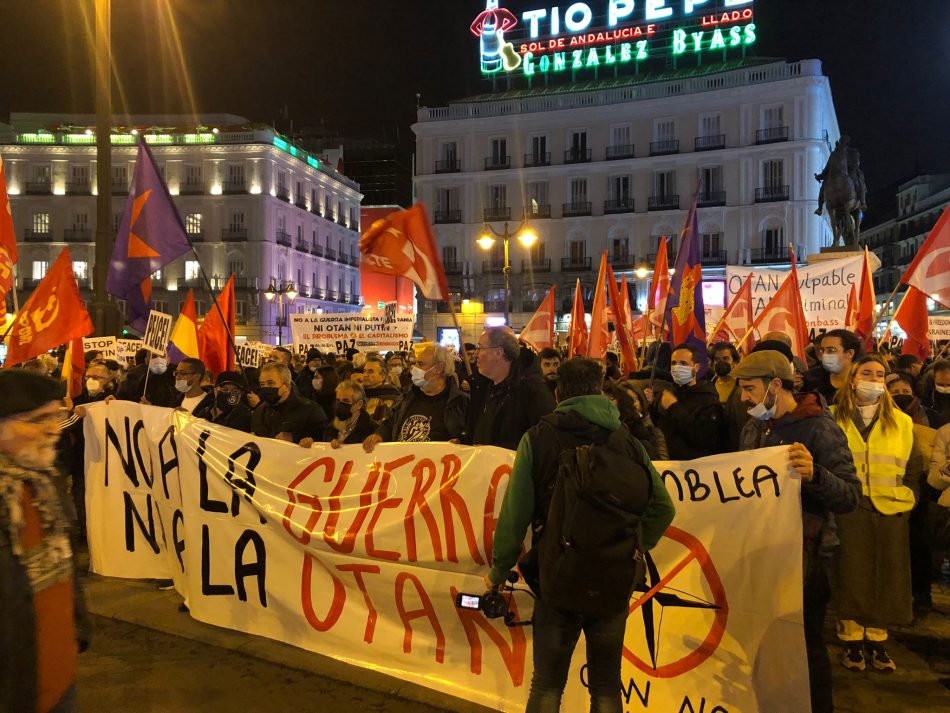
[807,246,861,266]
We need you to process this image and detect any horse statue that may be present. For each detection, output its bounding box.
[815,136,865,248]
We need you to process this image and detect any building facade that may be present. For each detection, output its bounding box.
[413,58,839,341]
[2,113,363,345]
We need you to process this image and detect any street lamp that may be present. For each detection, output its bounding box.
[476,220,539,325]
[264,281,297,345]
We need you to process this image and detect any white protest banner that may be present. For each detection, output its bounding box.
[82,336,117,361]
[727,252,880,339]
[290,312,414,355]
[143,310,173,355]
[116,339,144,367]
[928,315,950,340]
[237,340,269,368]
[83,401,808,713]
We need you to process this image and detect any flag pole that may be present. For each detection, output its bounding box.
[446,294,473,376]
[876,284,905,352]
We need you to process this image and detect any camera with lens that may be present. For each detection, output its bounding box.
[454,571,532,626]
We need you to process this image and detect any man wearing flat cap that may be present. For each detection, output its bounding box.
[202,371,253,432]
[733,350,859,713]
[0,371,90,712]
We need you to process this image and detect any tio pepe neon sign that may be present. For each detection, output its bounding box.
[472,0,757,77]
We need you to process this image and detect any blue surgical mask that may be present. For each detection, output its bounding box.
[671,365,694,386]
[747,383,776,421]
[821,354,842,374]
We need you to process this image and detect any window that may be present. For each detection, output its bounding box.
[530,135,547,162]
[277,214,287,231]
[32,165,51,182]
[654,119,675,142]
[297,268,302,286]
[569,240,586,260]
[529,242,546,261]
[699,166,723,193]
[527,181,548,214]
[763,105,784,129]
[610,175,631,201]
[236,301,246,320]
[440,141,458,162]
[611,237,629,259]
[699,114,721,137]
[570,130,588,151]
[652,170,676,197]
[442,246,458,265]
[226,163,244,184]
[72,261,89,280]
[185,213,202,235]
[32,261,49,280]
[70,165,89,185]
[569,178,587,204]
[296,181,303,200]
[112,165,127,187]
[702,232,722,257]
[184,164,202,187]
[611,125,631,147]
[296,225,303,240]
[310,188,316,207]
[277,263,286,282]
[228,259,245,276]
[489,185,507,209]
[763,227,784,253]
[32,212,50,232]
[152,300,167,314]
[490,138,508,162]
[229,211,245,230]
[185,260,201,280]
[763,160,784,187]
[437,187,459,211]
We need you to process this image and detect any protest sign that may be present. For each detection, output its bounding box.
[928,315,950,340]
[726,253,880,340]
[116,338,144,366]
[83,401,808,713]
[82,336,117,361]
[237,340,269,368]
[290,312,414,354]
[143,310,173,355]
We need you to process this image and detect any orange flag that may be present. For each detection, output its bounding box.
[854,247,877,352]
[748,252,809,363]
[61,337,86,399]
[902,203,950,310]
[197,275,236,376]
[5,248,93,367]
[648,237,670,334]
[892,286,930,361]
[519,285,556,352]
[0,154,18,300]
[359,203,449,300]
[568,278,588,358]
[606,264,639,373]
[587,252,610,359]
[845,284,858,331]
[710,273,754,346]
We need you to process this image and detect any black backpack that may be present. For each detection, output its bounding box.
[534,424,653,618]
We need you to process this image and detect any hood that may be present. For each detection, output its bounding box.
[771,391,826,425]
[553,395,622,431]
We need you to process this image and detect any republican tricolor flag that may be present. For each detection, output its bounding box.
[168,288,200,362]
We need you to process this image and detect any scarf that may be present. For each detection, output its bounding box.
[0,454,73,593]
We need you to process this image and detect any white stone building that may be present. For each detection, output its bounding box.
[413,58,839,340]
[1,113,363,344]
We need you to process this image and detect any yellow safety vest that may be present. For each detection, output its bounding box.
[834,406,915,515]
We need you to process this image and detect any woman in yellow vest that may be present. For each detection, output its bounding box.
[832,354,916,672]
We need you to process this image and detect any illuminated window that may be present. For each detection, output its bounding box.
[32,260,49,280]
[185,260,201,280]
[185,213,202,235]
[72,261,89,280]
[152,268,163,280]
[228,259,245,276]
[527,181,548,215]
[230,211,245,230]
[32,212,50,232]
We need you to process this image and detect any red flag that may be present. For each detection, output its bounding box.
[61,337,85,399]
[519,285,556,352]
[359,203,448,300]
[568,278,588,358]
[710,273,754,346]
[902,203,950,310]
[648,237,670,334]
[197,275,236,376]
[0,155,18,300]
[854,248,877,351]
[587,252,610,359]
[893,286,930,361]
[606,264,639,373]
[749,252,809,363]
[4,248,94,367]
[845,284,858,332]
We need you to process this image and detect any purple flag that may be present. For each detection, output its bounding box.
[107,137,193,332]
[665,188,708,372]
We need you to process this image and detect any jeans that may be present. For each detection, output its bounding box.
[526,597,627,713]
[803,564,833,713]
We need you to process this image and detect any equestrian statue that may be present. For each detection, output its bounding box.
[815,135,867,247]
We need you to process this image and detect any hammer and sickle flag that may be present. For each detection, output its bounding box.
[359,204,449,301]
[5,247,93,367]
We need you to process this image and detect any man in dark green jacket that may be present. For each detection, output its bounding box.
[488,358,675,712]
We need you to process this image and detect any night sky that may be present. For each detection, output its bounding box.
[1,0,948,195]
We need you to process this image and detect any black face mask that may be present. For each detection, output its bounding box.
[259,386,282,405]
[334,402,353,420]
[713,361,732,377]
[892,394,915,413]
[216,390,242,412]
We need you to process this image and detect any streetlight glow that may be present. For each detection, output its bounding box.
[635,267,649,279]
[517,228,538,247]
[477,235,496,250]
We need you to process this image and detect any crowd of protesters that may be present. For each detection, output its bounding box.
[2,325,950,712]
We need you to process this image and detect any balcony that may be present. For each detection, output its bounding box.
[180,181,203,195]
[525,204,551,219]
[604,198,635,214]
[186,230,204,243]
[221,228,248,241]
[177,277,204,289]
[25,180,52,195]
[608,253,636,269]
[750,247,787,264]
[561,256,592,271]
[230,277,250,289]
[24,229,51,242]
[350,295,362,306]
[483,300,510,313]
[110,180,128,195]
[524,152,551,167]
[647,249,677,264]
[700,250,728,266]
[295,196,309,209]
[483,206,511,222]
[295,239,309,252]
[325,247,337,261]
[222,179,247,194]
[564,148,592,164]
[310,204,323,217]
[695,134,726,151]
[336,215,347,227]
[434,159,461,174]
[562,201,592,217]
[275,229,292,246]
[648,194,680,211]
[337,252,350,265]
[63,228,92,243]
[756,126,789,144]
[312,287,326,300]
[755,185,790,203]
[649,139,680,156]
[606,144,635,160]
[276,187,291,202]
[327,290,339,302]
[434,209,462,224]
[311,244,325,257]
[65,181,91,195]
[521,257,551,272]
[444,261,465,276]
[484,156,511,170]
[697,190,727,208]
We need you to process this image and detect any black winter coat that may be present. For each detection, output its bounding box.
[377,380,469,443]
[465,365,556,450]
[651,381,725,460]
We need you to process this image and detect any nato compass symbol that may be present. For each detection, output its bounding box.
[625,527,729,678]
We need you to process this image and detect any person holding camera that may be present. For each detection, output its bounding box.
[486,358,675,712]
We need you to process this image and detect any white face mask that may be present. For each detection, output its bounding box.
[174,379,191,393]
[821,354,843,374]
[86,378,103,395]
[936,385,950,395]
[411,365,430,388]
[671,365,694,386]
[855,380,885,402]
[312,377,323,392]
[149,358,168,375]
[390,366,403,378]
[747,383,776,421]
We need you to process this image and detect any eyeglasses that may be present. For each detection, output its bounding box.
[817,346,841,355]
[475,344,499,352]
[175,371,200,377]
